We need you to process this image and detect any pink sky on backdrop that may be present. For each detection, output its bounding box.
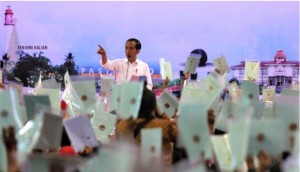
[0,1,299,78]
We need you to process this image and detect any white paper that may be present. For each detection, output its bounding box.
[63,115,99,152]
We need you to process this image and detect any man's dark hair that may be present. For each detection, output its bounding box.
[229,77,240,86]
[126,38,142,50]
[138,88,156,120]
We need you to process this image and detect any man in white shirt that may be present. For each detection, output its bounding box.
[97,38,153,90]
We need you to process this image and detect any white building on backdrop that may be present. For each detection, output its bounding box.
[230,49,299,86]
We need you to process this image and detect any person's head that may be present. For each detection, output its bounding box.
[138,88,156,119]
[125,38,141,62]
[229,77,240,87]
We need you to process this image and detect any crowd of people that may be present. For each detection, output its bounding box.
[0,38,299,172]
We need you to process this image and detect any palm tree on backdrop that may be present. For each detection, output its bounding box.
[1,53,10,83]
[11,51,54,87]
[63,52,78,75]
[2,53,9,69]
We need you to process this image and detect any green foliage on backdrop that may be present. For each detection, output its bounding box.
[3,51,79,87]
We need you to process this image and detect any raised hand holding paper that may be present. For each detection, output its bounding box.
[213,56,230,75]
[262,88,275,102]
[100,76,115,97]
[184,56,200,74]
[160,59,173,80]
[244,61,260,81]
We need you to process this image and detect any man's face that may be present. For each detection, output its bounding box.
[125,41,140,60]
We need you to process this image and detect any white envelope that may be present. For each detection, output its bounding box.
[157,90,179,118]
[214,99,233,132]
[35,74,43,89]
[184,56,200,74]
[91,111,117,144]
[281,88,299,97]
[64,71,71,88]
[100,76,115,97]
[213,56,230,75]
[274,95,299,151]
[42,78,61,89]
[240,80,259,103]
[244,61,260,81]
[17,114,45,164]
[291,131,299,158]
[141,128,162,159]
[211,135,232,171]
[70,80,97,115]
[228,118,251,170]
[36,88,60,114]
[63,115,99,152]
[0,88,23,130]
[215,99,253,132]
[35,112,63,150]
[119,82,144,119]
[160,60,173,80]
[23,94,51,120]
[110,84,122,115]
[262,88,276,102]
[177,103,212,160]
[251,101,265,119]
[201,74,224,109]
[248,119,285,156]
[179,81,205,105]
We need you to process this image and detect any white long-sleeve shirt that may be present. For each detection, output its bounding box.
[100,58,153,90]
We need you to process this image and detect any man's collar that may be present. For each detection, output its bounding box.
[125,58,139,64]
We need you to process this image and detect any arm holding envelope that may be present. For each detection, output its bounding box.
[77,146,96,158]
[0,83,5,89]
[162,77,170,90]
[2,126,20,172]
[207,109,216,135]
[246,150,272,172]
